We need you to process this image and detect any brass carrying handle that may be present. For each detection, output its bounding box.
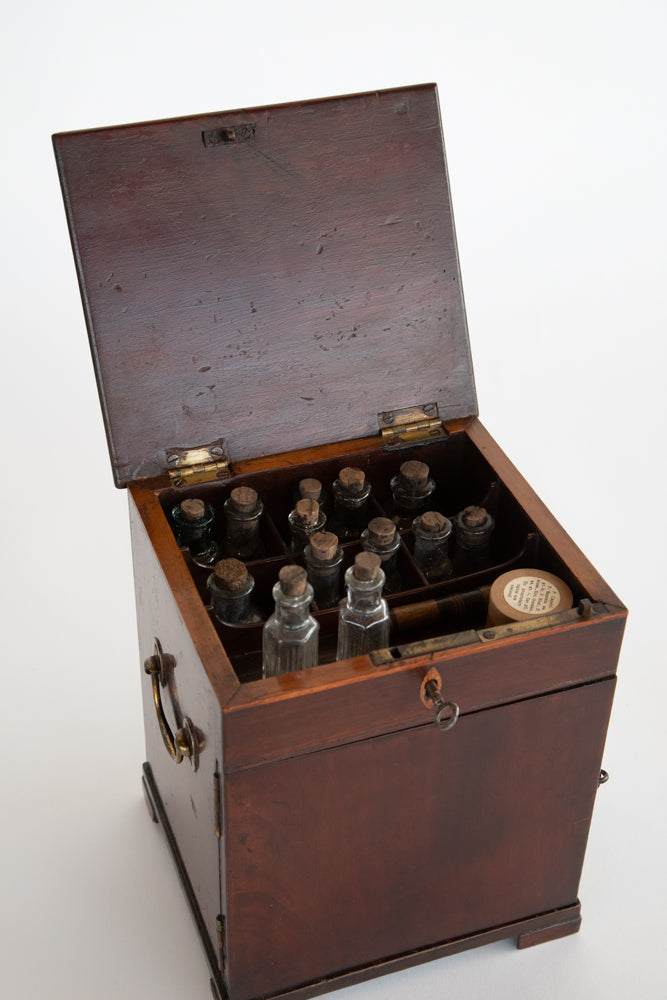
[143,638,199,769]
[421,668,459,731]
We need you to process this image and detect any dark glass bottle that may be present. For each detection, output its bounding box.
[288,498,327,553]
[337,552,390,660]
[263,565,319,678]
[453,505,495,573]
[361,517,402,594]
[207,558,259,625]
[328,467,372,542]
[171,497,219,567]
[389,460,437,530]
[223,486,265,561]
[413,511,454,582]
[304,531,344,609]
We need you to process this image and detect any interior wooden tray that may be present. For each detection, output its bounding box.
[153,422,593,684]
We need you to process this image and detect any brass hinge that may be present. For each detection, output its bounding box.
[378,402,448,449]
[166,439,232,487]
[213,771,222,839]
[215,915,226,972]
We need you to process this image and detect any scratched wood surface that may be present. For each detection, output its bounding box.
[53,84,477,487]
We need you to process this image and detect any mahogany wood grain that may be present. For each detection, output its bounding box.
[517,912,582,949]
[56,76,626,1000]
[147,748,583,1000]
[125,419,625,1000]
[223,680,614,1000]
[222,613,623,771]
[53,85,477,486]
[130,493,227,951]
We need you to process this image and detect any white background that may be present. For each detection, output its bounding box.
[1,2,665,998]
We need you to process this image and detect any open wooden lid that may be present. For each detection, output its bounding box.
[54,84,477,487]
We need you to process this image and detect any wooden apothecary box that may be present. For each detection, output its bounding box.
[54,85,626,1000]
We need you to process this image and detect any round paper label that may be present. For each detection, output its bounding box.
[502,575,562,615]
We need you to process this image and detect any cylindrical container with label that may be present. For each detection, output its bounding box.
[487,568,574,626]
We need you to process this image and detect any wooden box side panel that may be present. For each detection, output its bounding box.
[129,492,225,954]
[222,679,615,1000]
[130,481,240,706]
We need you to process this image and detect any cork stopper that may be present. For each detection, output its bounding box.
[339,467,366,495]
[179,498,206,522]
[279,564,308,597]
[294,498,321,526]
[353,551,382,581]
[420,511,448,533]
[229,486,258,514]
[461,505,487,529]
[367,517,397,546]
[213,558,248,591]
[400,460,430,489]
[309,531,339,561]
[298,478,322,501]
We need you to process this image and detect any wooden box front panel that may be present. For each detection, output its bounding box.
[223,678,615,1000]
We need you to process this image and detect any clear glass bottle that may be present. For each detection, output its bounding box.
[288,498,327,553]
[361,516,402,594]
[453,505,495,574]
[337,552,390,660]
[389,460,437,530]
[207,558,260,625]
[263,565,319,677]
[413,511,454,582]
[171,497,219,566]
[223,486,265,561]
[328,467,372,542]
[304,531,344,609]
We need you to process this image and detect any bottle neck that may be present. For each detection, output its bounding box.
[171,501,216,548]
[344,565,386,610]
[361,530,400,560]
[207,573,254,623]
[289,508,327,549]
[414,519,452,552]
[304,546,344,574]
[390,475,435,511]
[454,511,494,551]
[272,581,315,627]
[333,480,371,511]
